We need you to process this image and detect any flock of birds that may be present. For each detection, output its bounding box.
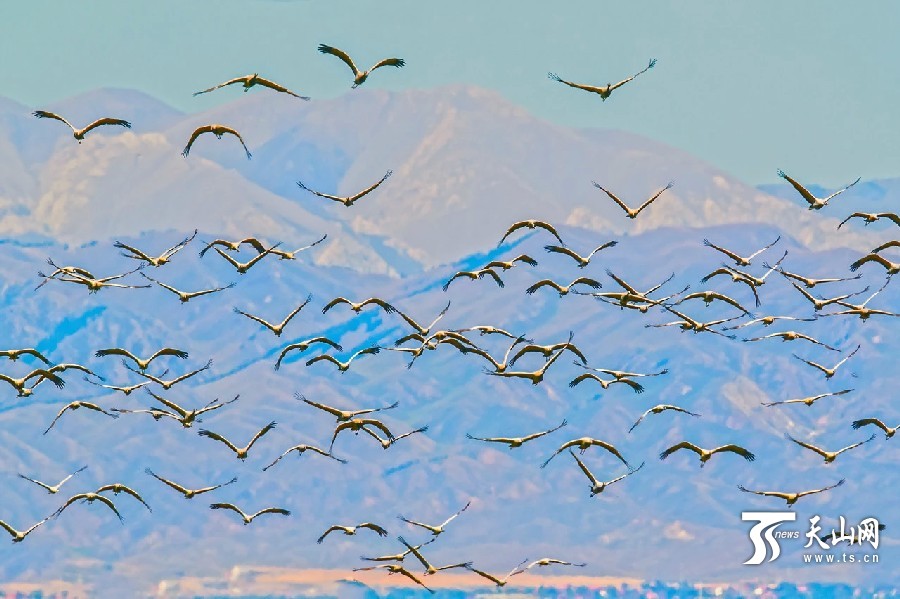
[3,43,898,593]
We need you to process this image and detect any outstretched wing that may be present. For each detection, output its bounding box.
[548,72,605,94]
[255,76,310,99]
[246,421,278,451]
[198,429,240,454]
[81,118,131,135]
[193,76,248,95]
[659,441,701,460]
[182,125,213,157]
[346,170,393,203]
[318,44,361,76]
[715,444,755,461]
[33,110,75,131]
[777,169,818,205]
[369,57,405,72]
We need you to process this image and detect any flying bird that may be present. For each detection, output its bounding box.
[629,405,700,433]
[788,280,869,311]
[578,365,669,380]
[451,325,530,341]
[145,390,239,428]
[0,517,50,543]
[777,170,860,210]
[485,345,567,384]
[210,503,290,525]
[96,483,152,512]
[792,344,860,379]
[360,425,428,450]
[322,296,396,315]
[774,266,862,288]
[198,236,271,258]
[94,347,188,371]
[743,331,839,351]
[548,58,656,100]
[43,401,119,435]
[317,522,388,544]
[125,359,212,390]
[396,536,472,576]
[512,556,589,575]
[737,479,845,506]
[212,244,282,274]
[274,338,344,370]
[262,444,347,471]
[398,501,470,537]
[391,301,451,336]
[849,253,900,275]
[568,373,645,394]
[596,270,681,310]
[297,170,392,207]
[838,212,900,229]
[330,418,394,450]
[464,560,530,588]
[851,418,898,439]
[508,333,586,366]
[0,369,64,397]
[141,273,235,302]
[306,347,381,373]
[234,295,312,337]
[442,268,505,291]
[182,124,251,159]
[198,421,277,460]
[592,181,673,219]
[265,234,328,260]
[0,348,52,365]
[761,389,853,408]
[466,419,567,449]
[360,538,437,563]
[722,315,817,330]
[543,241,617,268]
[543,436,631,469]
[702,235,781,267]
[785,433,875,464]
[33,110,131,141]
[819,278,894,321]
[318,43,405,87]
[113,230,198,268]
[17,466,87,495]
[568,451,643,497]
[525,277,602,296]
[698,267,761,307]
[111,407,179,422]
[675,291,752,315]
[484,254,539,271]
[193,73,310,99]
[54,492,123,522]
[37,264,150,294]
[645,306,740,337]
[659,442,755,467]
[145,468,237,499]
[460,336,528,374]
[497,220,565,247]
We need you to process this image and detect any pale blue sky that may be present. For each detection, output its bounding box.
[2,0,897,184]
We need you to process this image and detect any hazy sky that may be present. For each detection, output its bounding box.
[2,0,898,184]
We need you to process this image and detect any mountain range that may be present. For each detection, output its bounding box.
[0,85,897,597]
